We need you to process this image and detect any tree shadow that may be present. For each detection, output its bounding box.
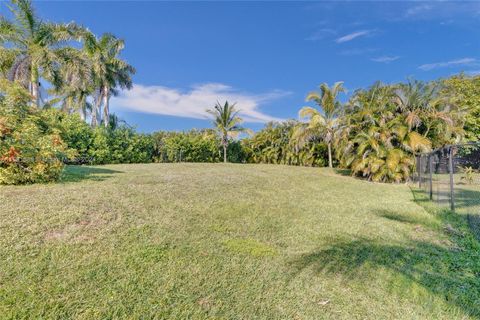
[376,209,427,225]
[412,188,480,238]
[288,190,480,317]
[417,185,480,211]
[454,187,480,211]
[334,168,351,177]
[288,236,480,317]
[60,166,123,183]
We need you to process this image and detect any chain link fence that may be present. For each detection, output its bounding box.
[416,143,480,232]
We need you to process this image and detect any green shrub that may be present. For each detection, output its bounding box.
[87,126,155,165]
[0,81,74,184]
[152,129,222,163]
[242,121,328,167]
[39,109,93,164]
[227,141,247,163]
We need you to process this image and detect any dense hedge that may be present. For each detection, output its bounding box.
[6,74,478,185]
[242,121,328,167]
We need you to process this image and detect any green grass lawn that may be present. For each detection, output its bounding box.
[1,163,479,319]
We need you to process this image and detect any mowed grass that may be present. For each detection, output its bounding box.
[0,164,479,319]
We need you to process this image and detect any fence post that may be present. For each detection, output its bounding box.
[428,154,433,200]
[418,156,422,188]
[417,155,422,189]
[448,146,455,212]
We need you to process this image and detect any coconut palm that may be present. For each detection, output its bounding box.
[0,0,83,107]
[51,47,93,120]
[83,32,135,127]
[295,81,345,168]
[206,101,249,163]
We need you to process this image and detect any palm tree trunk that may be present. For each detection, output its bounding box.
[30,68,40,108]
[102,86,109,128]
[327,142,333,168]
[223,143,227,163]
[78,95,86,121]
[78,108,85,121]
[91,92,102,127]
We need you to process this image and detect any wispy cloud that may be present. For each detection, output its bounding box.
[340,47,377,56]
[405,4,432,18]
[466,70,480,76]
[371,56,400,63]
[112,83,289,123]
[401,2,480,21]
[336,30,374,43]
[305,28,337,41]
[418,58,477,71]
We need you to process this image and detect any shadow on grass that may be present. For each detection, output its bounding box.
[289,236,480,317]
[376,209,426,225]
[454,187,480,211]
[288,191,480,317]
[412,188,480,239]
[60,165,123,183]
[334,168,351,176]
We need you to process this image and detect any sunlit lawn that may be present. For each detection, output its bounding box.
[0,163,479,319]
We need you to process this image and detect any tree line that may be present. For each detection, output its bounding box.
[211,77,475,183]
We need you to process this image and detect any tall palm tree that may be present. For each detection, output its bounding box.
[295,81,345,168]
[83,32,135,127]
[52,47,93,120]
[206,101,250,163]
[0,0,83,107]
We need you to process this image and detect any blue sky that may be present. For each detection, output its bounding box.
[3,1,480,132]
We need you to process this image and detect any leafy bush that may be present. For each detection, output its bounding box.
[152,129,223,163]
[87,126,154,165]
[227,141,247,163]
[39,109,94,164]
[242,121,328,167]
[0,81,74,184]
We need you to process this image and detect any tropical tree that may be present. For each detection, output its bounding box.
[295,82,345,168]
[395,79,464,148]
[51,47,93,120]
[206,101,249,163]
[0,0,83,107]
[336,80,463,182]
[83,32,135,127]
[441,74,480,141]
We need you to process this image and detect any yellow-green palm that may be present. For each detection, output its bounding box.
[296,81,345,168]
[337,80,462,182]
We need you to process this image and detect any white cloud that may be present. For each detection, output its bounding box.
[371,56,400,63]
[418,58,477,71]
[405,4,432,17]
[112,83,289,123]
[340,47,377,56]
[305,28,337,41]
[402,2,480,21]
[465,70,480,76]
[335,30,373,43]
